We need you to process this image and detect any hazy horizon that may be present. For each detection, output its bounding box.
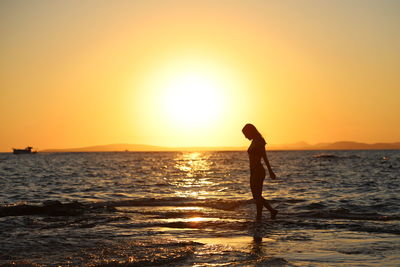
[1,1,399,152]
[3,140,400,153]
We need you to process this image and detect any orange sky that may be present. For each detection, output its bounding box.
[1,1,399,151]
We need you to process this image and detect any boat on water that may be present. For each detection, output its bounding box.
[12,146,37,154]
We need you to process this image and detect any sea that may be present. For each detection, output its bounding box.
[0,150,399,266]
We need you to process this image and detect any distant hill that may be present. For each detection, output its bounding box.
[38,141,400,152]
[40,144,245,152]
[268,141,400,150]
[42,144,164,152]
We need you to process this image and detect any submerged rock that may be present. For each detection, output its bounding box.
[313,154,339,159]
[0,201,108,217]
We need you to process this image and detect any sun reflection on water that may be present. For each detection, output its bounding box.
[174,152,213,176]
[170,152,216,199]
[175,207,203,211]
[186,217,208,222]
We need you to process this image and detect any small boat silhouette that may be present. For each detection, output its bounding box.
[12,146,37,154]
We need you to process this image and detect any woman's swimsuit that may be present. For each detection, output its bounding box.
[247,137,266,199]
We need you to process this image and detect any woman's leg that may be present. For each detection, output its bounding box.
[250,173,264,221]
[255,199,263,221]
[261,197,278,219]
[250,168,278,220]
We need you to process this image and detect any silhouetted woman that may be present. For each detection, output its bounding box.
[242,123,278,221]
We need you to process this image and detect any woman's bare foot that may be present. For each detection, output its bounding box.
[270,209,278,219]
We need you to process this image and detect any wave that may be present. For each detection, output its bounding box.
[312,153,362,160]
[282,219,400,235]
[0,200,118,217]
[2,198,399,222]
[0,238,200,267]
[100,197,252,211]
[295,210,400,221]
[0,198,253,217]
[1,199,399,241]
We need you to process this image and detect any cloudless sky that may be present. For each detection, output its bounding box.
[1,0,399,151]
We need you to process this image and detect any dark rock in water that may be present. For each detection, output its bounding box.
[43,200,62,206]
[313,154,339,159]
[0,201,110,217]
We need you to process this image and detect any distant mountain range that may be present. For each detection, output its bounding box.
[41,144,245,152]
[40,141,400,152]
[267,141,400,150]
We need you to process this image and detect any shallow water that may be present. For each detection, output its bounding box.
[0,150,399,266]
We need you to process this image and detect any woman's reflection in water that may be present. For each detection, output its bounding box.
[251,235,263,256]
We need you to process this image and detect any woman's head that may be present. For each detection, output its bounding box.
[242,123,262,140]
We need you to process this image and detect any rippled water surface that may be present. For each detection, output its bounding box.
[0,150,399,266]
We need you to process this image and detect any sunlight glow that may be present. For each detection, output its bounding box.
[2,1,399,151]
[133,56,244,142]
[162,70,223,128]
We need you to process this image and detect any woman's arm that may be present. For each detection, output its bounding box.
[262,149,276,179]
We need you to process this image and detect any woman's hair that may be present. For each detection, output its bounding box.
[242,123,266,144]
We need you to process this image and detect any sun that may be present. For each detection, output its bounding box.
[131,55,247,145]
[161,70,223,128]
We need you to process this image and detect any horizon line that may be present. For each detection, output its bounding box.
[3,140,400,153]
